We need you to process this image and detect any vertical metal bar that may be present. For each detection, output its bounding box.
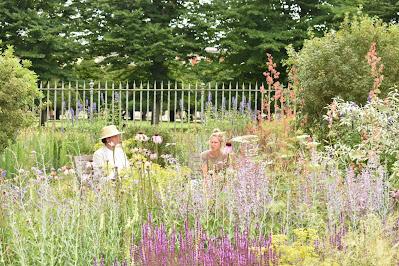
[248,82,252,111]
[261,82,265,120]
[105,81,108,114]
[221,83,225,117]
[153,81,157,123]
[90,81,94,120]
[75,81,78,122]
[187,84,191,123]
[241,83,245,112]
[167,81,171,122]
[201,84,204,123]
[118,82,122,124]
[215,82,218,112]
[39,81,43,126]
[194,82,198,123]
[174,81,177,131]
[281,87,285,118]
[111,82,115,123]
[235,82,239,110]
[61,81,65,118]
[160,81,164,124]
[228,82,232,111]
[181,82,184,129]
[97,81,101,114]
[133,81,136,123]
[82,81,86,113]
[140,82,143,121]
[54,80,57,121]
[208,82,211,109]
[146,81,150,121]
[125,81,129,121]
[255,82,258,115]
[46,82,50,122]
[268,83,271,121]
[68,81,71,117]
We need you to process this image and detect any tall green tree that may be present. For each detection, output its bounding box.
[201,0,340,82]
[83,0,201,81]
[0,0,81,80]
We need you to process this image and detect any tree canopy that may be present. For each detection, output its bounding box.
[0,0,398,82]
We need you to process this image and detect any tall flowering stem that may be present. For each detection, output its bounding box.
[262,53,285,122]
[124,219,278,265]
[366,42,384,100]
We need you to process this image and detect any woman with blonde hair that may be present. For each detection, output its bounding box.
[201,128,229,177]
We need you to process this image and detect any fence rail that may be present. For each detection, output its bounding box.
[37,80,296,127]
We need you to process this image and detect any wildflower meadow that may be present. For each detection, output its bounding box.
[1,6,399,266]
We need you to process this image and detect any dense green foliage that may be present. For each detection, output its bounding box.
[1,1,398,82]
[288,16,399,125]
[0,46,41,150]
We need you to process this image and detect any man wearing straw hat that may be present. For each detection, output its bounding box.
[93,125,130,181]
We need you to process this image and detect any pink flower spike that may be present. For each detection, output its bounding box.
[266,76,273,85]
[260,85,265,93]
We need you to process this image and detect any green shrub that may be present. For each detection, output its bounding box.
[0,45,41,150]
[288,15,399,126]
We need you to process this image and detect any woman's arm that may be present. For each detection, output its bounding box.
[201,162,208,177]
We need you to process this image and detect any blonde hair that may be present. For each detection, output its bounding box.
[209,128,225,144]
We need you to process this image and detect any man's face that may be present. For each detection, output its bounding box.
[107,134,121,146]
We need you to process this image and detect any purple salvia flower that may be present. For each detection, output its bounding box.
[232,96,237,110]
[77,100,83,111]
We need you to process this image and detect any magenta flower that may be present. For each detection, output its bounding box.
[224,142,233,154]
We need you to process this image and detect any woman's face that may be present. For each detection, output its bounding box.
[209,136,221,151]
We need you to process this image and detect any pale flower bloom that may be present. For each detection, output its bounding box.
[152,134,163,144]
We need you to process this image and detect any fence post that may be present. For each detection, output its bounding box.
[174,81,177,132]
[118,81,122,125]
[125,81,129,121]
[167,81,171,122]
[228,82,232,111]
[53,80,57,130]
[194,82,198,123]
[89,80,94,121]
[97,81,101,115]
[160,81,164,124]
[200,84,204,123]
[188,83,191,123]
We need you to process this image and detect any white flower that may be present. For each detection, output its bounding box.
[149,153,158,160]
[152,134,163,144]
[135,132,149,142]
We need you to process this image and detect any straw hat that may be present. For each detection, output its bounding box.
[99,125,123,140]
